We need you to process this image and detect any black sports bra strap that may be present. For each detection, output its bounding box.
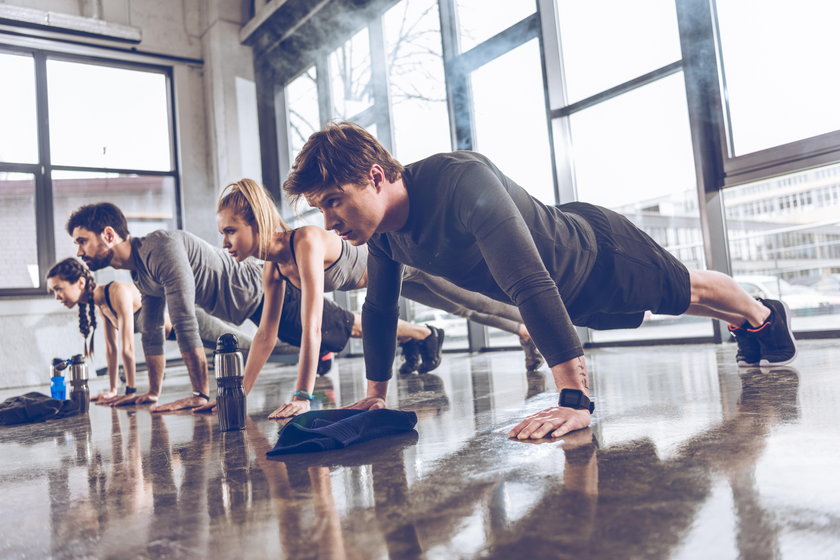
[103,281,117,315]
[289,229,298,264]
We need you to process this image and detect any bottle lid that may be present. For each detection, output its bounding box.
[216,333,239,353]
[70,354,85,365]
[52,357,68,370]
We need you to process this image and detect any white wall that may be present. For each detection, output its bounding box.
[0,0,262,389]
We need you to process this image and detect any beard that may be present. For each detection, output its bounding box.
[82,249,113,271]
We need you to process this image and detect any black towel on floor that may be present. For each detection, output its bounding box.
[267,409,418,455]
[0,392,80,425]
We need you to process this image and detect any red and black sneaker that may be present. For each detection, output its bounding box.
[728,323,761,367]
[752,299,797,366]
[317,352,333,376]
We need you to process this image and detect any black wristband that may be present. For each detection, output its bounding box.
[193,390,210,401]
[558,388,595,413]
[125,387,137,395]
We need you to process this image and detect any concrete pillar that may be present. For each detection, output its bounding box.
[199,0,263,198]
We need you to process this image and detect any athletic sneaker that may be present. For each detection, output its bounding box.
[728,323,761,367]
[316,352,333,376]
[398,340,421,374]
[417,325,445,374]
[519,335,544,370]
[752,298,798,366]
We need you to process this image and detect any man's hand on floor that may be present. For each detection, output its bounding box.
[110,392,159,407]
[342,396,387,411]
[193,400,217,413]
[509,406,591,439]
[151,395,207,413]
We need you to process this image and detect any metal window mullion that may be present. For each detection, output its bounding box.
[536,0,565,206]
[676,0,729,343]
[164,66,183,230]
[253,59,284,202]
[438,0,483,349]
[33,50,54,291]
[438,0,473,150]
[368,16,393,153]
[316,54,332,128]
[538,0,589,345]
[550,61,682,120]
[453,13,539,74]
[275,77,291,192]
[49,164,177,176]
[0,162,39,173]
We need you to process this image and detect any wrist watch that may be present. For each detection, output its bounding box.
[558,388,594,413]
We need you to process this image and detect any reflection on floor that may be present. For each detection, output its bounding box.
[2,340,840,559]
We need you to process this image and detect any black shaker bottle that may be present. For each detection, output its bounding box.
[215,334,246,431]
[68,354,90,413]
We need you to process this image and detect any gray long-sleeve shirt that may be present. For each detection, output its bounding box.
[130,230,263,355]
[363,151,598,380]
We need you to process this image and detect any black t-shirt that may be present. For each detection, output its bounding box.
[363,151,598,380]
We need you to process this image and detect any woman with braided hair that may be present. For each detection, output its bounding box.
[46,258,141,404]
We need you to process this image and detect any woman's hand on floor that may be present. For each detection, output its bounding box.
[268,399,311,419]
[91,389,118,403]
[150,395,205,413]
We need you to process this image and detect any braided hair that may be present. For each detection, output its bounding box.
[46,258,98,357]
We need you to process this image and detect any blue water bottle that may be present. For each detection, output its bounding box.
[50,357,68,400]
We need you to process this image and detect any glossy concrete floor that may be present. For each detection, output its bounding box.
[1,340,839,559]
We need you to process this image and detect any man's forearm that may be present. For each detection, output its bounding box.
[182,347,210,395]
[550,355,590,395]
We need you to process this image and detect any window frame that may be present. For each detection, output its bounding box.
[707,0,840,187]
[0,43,181,296]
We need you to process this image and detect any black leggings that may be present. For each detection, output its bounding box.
[249,283,354,354]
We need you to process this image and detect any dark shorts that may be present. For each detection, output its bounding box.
[560,202,691,330]
[249,283,355,354]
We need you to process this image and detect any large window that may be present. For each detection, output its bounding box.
[384,0,449,163]
[470,39,553,205]
[455,0,535,52]
[256,0,840,350]
[285,67,320,162]
[283,0,464,352]
[551,0,710,343]
[0,48,179,293]
[569,73,708,342]
[715,2,840,157]
[723,163,840,332]
[329,28,373,121]
[0,52,37,164]
[556,0,681,104]
[0,172,38,289]
[47,60,171,170]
